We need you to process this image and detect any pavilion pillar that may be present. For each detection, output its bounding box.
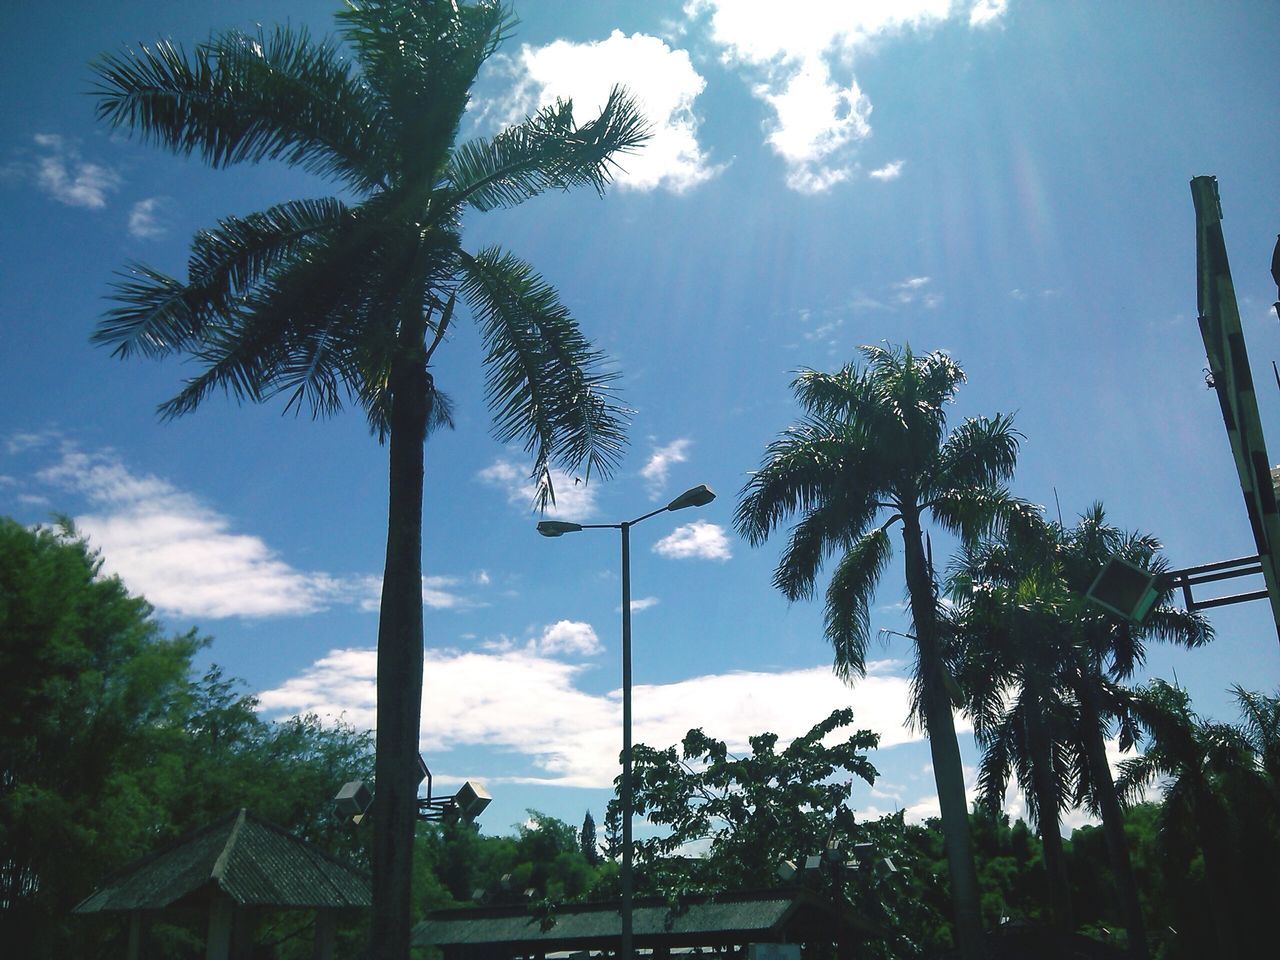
[313,909,337,960]
[207,897,234,960]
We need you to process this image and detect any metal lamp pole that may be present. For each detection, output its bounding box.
[537,484,716,960]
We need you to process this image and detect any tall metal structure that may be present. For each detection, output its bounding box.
[1191,175,1280,643]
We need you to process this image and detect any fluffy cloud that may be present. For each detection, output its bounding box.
[537,619,603,656]
[501,30,721,192]
[478,458,599,520]
[652,519,732,561]
[31,133,119,209]
[640,438,692,497]
[683,0,1006,192]
[258,649,925,788]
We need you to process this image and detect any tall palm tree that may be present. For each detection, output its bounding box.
[1117,680,1249,960]
[1053,507,1211,960]
[948,546,1079,932]
[89,3,647,957]
[736,344,1028,960]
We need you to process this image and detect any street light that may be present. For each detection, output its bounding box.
[334,754,491,826]
[536,483,716,960]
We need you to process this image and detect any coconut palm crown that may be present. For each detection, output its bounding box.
[89,3,648,958]
[735,343,1030,960]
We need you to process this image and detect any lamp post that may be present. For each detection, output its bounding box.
[537,483,716,960]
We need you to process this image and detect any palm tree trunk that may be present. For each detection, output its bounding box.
[1077,678,1148,960]
[1024,690,1073,932]
[1194,791,1241,960]
[371,330,429,960]
[902,511,986,960]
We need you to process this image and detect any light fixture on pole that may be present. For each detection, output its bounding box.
[334,754,491,826]
[536,483,716,960]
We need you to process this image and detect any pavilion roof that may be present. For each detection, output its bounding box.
[74,808,370,913]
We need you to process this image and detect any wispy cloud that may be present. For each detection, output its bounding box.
[627,596,660,613]
[31,134,119,209]
[21,441,478,620]
[640,438,692,497]
[868,160,904,181]
[127,196,168,238]
[893,275,942,308]
[499,31,721,193]
[683,1,1007,192]
[653,520,732,561]
[478,458,599,520]
[259,651,925,788]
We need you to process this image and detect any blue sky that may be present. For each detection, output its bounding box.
[3,0,1280,839]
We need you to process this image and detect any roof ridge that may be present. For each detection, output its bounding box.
[210,808,248,890]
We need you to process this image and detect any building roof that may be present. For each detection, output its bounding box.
[74,808,371,913]
[413,888,880,953]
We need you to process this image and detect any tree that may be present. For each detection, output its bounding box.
[948,545,1079,933]
[1052,506,1210,960]
[736,344,1027,960]
[0,518,375,958]
[616,708,878,892]
[0,519,199,955]
[579,810,601,866]
[89,4,647,956]
[1117,681,1247,960]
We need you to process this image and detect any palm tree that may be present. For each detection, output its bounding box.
[948,544,1079,932]
[1053,507,1211,960]
[736,344,1028,960]
[89,3,647,957]
[1117,680,1249,960]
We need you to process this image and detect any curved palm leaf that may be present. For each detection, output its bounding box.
[823,523,894,678]
[93,26,387,191]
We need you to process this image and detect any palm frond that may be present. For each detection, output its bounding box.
[458,246,627,509]
[449,86,650,212]
[929,486,1042,546]
[735,418,885,546]
[771,495,879,602]
[338,0,508,181]
[92,26,388,191]
[822,524,894,679]
[932,413,1022,492]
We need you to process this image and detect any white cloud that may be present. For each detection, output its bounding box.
[128,196,168,238]
[652,520,732,561]
[537,619,603,656]
[641,438,692,497]
[683,0,1005,191]
[628,596,660,613]
[29,443,476,620]
[969,0,1009,27]
[893,275,942,308]
[502,30,721,192]
[868,159,904,181]
[31,133,119,209]
[258,651,925,788]
[478,458,599,520]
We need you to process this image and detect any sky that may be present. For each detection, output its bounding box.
[3,0,1280,842]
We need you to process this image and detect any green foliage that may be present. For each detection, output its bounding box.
[613,709,879,892]
[0,518,373,957]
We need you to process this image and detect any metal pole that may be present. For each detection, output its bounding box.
[620,521,634,960]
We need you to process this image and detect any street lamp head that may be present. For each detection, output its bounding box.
[666,484,716,512]
[537,520,584,537]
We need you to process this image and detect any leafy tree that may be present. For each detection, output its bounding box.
[0,519,199,955]
[0,518,375,958]
[735,344,1028,960]
[579,810,601,866]
[616,708,878,892]
[90,3,647,955]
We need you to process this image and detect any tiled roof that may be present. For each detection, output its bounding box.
[74,809,370,913]
[414,888,879,950]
